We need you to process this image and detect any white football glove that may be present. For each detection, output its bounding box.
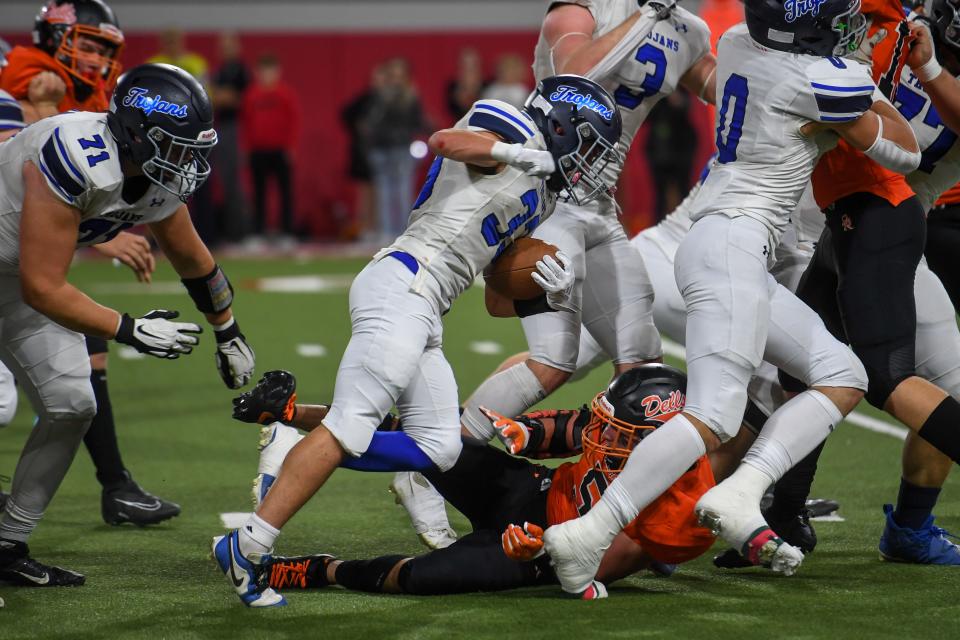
[490,142,557,178]
[531,251,576,313]
[115,309,202,359]
[214,318,255,389]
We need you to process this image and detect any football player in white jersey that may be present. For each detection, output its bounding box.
[0,63,255,587]
[541,0,928,595]
[457,0,717,444]
[211,75,624,608]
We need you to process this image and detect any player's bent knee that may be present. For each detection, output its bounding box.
[855,340,913,408]
[39,378,97,421]
[408,429,462,472]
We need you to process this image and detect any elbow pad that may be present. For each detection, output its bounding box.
[181,264,234,313]
[863,118,921,174]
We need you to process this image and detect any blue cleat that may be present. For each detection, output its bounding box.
[212,530,287,607]
[879,504,960,565]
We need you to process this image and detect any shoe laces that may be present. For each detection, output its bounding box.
[269,558,311,589]
[930,525,960,544]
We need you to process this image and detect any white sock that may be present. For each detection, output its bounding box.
[579,414,707,543]
[461,363,546,440]
[742,389,842,485]
[239,513,280,559]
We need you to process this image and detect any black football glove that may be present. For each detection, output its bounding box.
[232,370,297,425]
[214,318,255,389]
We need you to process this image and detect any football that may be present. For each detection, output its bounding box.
[483,237,559,300]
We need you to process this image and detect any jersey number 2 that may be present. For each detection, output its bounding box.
[77,135,110,168]
[715,74,749,164]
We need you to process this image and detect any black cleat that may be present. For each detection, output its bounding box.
[0,540,85,587]
[765,508,817,553]
[805,498,840,519]
[265,554,336,590]
[101,471,181,527]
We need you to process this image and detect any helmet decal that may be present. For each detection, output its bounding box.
[548,86,615,121]
[639,390,686,423]
[122,87,189,119]
[784,0,828,23]
[43,1,77,25]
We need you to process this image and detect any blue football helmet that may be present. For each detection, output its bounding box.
[523,74,623,205]
[745,0,867,57]
[107,63,217,201]
[924,0,960,54]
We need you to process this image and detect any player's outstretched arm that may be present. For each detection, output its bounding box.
[19,162,200,358]
[150,206,255,387]
[831,101,921,174]
[905,22,960,134]
[428,128,556,177]
[19,161,125,337]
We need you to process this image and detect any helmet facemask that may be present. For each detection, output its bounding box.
[925,0,960,57]
[831,0,867,56]
[555,121,622,206]
[142,126,217,202]
[55,23,124,87]
[582,393,656,482]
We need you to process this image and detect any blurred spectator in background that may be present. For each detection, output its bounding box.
[446,47,485,121]
[242,53,301,248]
[148,27,209,84]
[482,53,530,109]
[364,57,427,242]
[211,32,250,242]
[645,91,697,221]
[149,28,216,241]
[341,64,386,241]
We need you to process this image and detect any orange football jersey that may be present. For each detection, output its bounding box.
[811,0,915,209]
[547,454,716,564]
[935,182,960,206]
[0,45,109,114]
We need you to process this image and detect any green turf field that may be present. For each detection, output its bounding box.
[1,256,958,639]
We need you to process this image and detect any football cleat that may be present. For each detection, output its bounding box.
[265,554,336,590]
[879,504,960,565]
[696,483,803,576]
[0,540,85,587]
[766,508,817,553]
[252,422,303,508]
[389,472,457,550]
[542,519,608,595]
[212,531,286,607]
[101,471,181,526]
[805,498,840,519]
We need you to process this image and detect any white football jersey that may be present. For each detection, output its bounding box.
[897,66,960,212]
[0,111,183,275]
[532,0,711,192]
[383,99,557,311]
[689,24,875,245]
[0,90,25,133]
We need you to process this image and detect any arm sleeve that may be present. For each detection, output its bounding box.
[788,59,876,123]
[464,99,538,145]
[515,406,591,459]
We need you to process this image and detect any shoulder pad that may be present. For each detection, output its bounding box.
[0,91,25,132]
[466,99,538,144]
[38,115,121,206]
[804,58,875,123]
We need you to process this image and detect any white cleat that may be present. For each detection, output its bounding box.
[251,422,304,508]
[542,519,607,595]
[389,472,457,549]
[695,483,804,576]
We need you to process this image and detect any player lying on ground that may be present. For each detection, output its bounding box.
[212,75,624,608]
[0,63,255,587]
[232,365,723,598]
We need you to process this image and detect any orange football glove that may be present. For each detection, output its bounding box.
[501,522,545,562]
[480,406,530,455]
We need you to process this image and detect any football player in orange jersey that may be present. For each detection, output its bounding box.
[778,0,960,565]
[1,0,123,123]
[230,365,723,599]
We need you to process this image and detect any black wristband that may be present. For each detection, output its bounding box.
[115,313,135,344]
[182,264,234,314]
[514,294,553,318]
[214,319,242,343]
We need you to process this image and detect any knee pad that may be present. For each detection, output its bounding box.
[856,338,915,408]
[39,378,97,422]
